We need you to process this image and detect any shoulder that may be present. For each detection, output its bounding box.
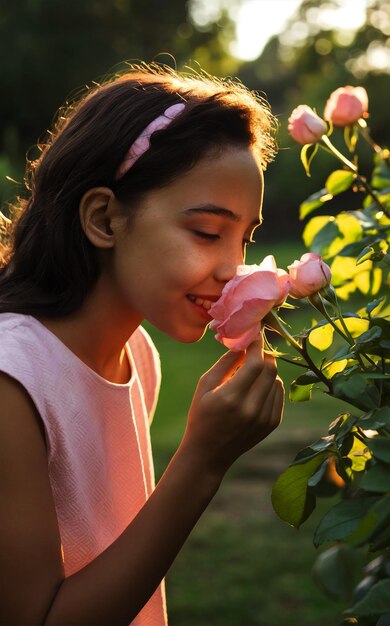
[0,313,52,426]
[130,325,161,377]
[129,325,161,423]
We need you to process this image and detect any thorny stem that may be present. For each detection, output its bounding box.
[264,311,332,391]
[277,356,309,369]
[357,119,383,154]
[310,293,381,372]
[320,134,390,218]
[356,176,390,218]
[309,293,354,346]
[321,134,357,171]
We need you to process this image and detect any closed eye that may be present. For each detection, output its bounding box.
[193,230,220,240]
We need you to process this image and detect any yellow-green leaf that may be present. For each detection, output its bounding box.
[324,359,349,377]
[309,324,334,351]
[303,215,332,249]
[326,170,355,195]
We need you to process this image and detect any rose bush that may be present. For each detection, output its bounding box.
[211,85,389,626]
[324,85,369,126]
[288,104,328,145]
[274,87,389,626]
[209,255,290,351]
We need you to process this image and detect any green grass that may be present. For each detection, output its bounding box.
[144,240,357,626]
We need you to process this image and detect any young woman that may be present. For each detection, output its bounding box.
[0,65,283,625]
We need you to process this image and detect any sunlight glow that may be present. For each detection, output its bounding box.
[230,0,302,61]
[229,0,369,61]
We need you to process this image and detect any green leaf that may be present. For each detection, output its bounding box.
[314,497,377,547]
[346,580,390,616]
[333,373,380,412]
[303,215,340,253]
[289,381,314,402]
[371,152,390,190]
[308,323,334,351]
[291,437,336,465]
[299,188,333,220]
[329,414,358,441]
[271,452,328,528]
[357,240,388,265]
[367,296,386,316]
[312,544,355,601]
[312,220,341,257]
[365,437,390,464]
[363,188,390,210]
[300,142,319,177]
[347,497,390,548]
[360,407,390,430]
[326,170,355,195]
[355,325,382,346]
[360,461,390,492]
[293,371,321,385]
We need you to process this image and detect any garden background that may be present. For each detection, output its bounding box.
[1,1,389,624]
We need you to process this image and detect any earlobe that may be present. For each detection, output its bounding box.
[79,187,117,249]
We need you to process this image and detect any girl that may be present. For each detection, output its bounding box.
[0,64,284,626]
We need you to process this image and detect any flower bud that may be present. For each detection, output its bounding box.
[288,253,331,299]
[324,86,368,127]
[288,105,327,145]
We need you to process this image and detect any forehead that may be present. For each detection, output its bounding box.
[142,146,264,225]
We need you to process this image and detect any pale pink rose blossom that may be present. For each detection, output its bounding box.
[288,253,331,299]
[288,105,327,145]
[324,86,368,127]
[209,255,291,351]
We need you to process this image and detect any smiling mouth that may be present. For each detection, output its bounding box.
[187,295,215,311]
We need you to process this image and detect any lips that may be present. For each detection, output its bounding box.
[187,294,220,311]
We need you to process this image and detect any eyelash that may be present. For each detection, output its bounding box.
[193,231,255,246]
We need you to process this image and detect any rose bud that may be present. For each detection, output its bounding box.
[209,255,291,351]
[288,105,327,145]
[324,86,368,126]
[288,252,332,299]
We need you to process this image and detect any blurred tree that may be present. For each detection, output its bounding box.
[0,0,238,182]
[237,0,390,241]
[1,0,389,241]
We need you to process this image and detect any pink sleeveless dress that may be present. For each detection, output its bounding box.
[0,312,167,626]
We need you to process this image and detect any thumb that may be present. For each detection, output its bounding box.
[199,349,245,393]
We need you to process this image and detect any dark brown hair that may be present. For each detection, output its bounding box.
[0,63,277,316]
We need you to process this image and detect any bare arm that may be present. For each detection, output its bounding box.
[0,339,284,626]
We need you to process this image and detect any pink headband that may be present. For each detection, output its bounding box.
[115,102,186,180]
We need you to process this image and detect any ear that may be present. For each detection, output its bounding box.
[79,187,121,249]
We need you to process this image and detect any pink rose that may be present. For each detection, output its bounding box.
[324,86,368,127]
[209,255,291,351]
[288,253,331,299]
[288,105,327,145]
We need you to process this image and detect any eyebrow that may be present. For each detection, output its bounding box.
[182,204,262,227]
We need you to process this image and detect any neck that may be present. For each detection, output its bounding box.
[36,274,142,384]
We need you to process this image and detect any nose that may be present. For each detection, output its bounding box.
[214,249,243,284]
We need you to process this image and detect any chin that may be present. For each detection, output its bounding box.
[166,325,209,344]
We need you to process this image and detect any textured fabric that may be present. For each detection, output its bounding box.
[0,312,167,626]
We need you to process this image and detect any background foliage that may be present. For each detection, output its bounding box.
[1,1,389,624]
[1,0,390,241]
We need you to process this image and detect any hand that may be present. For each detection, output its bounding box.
[182,334,284,478]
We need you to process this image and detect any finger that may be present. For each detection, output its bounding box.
[229,347,276,405]
[200,349,245,393]
[259,378,285,439]
[222,337,265,395]
[242,359,277,419]
[271,378,285,428]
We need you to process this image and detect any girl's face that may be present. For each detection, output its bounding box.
[111,146,264,342]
